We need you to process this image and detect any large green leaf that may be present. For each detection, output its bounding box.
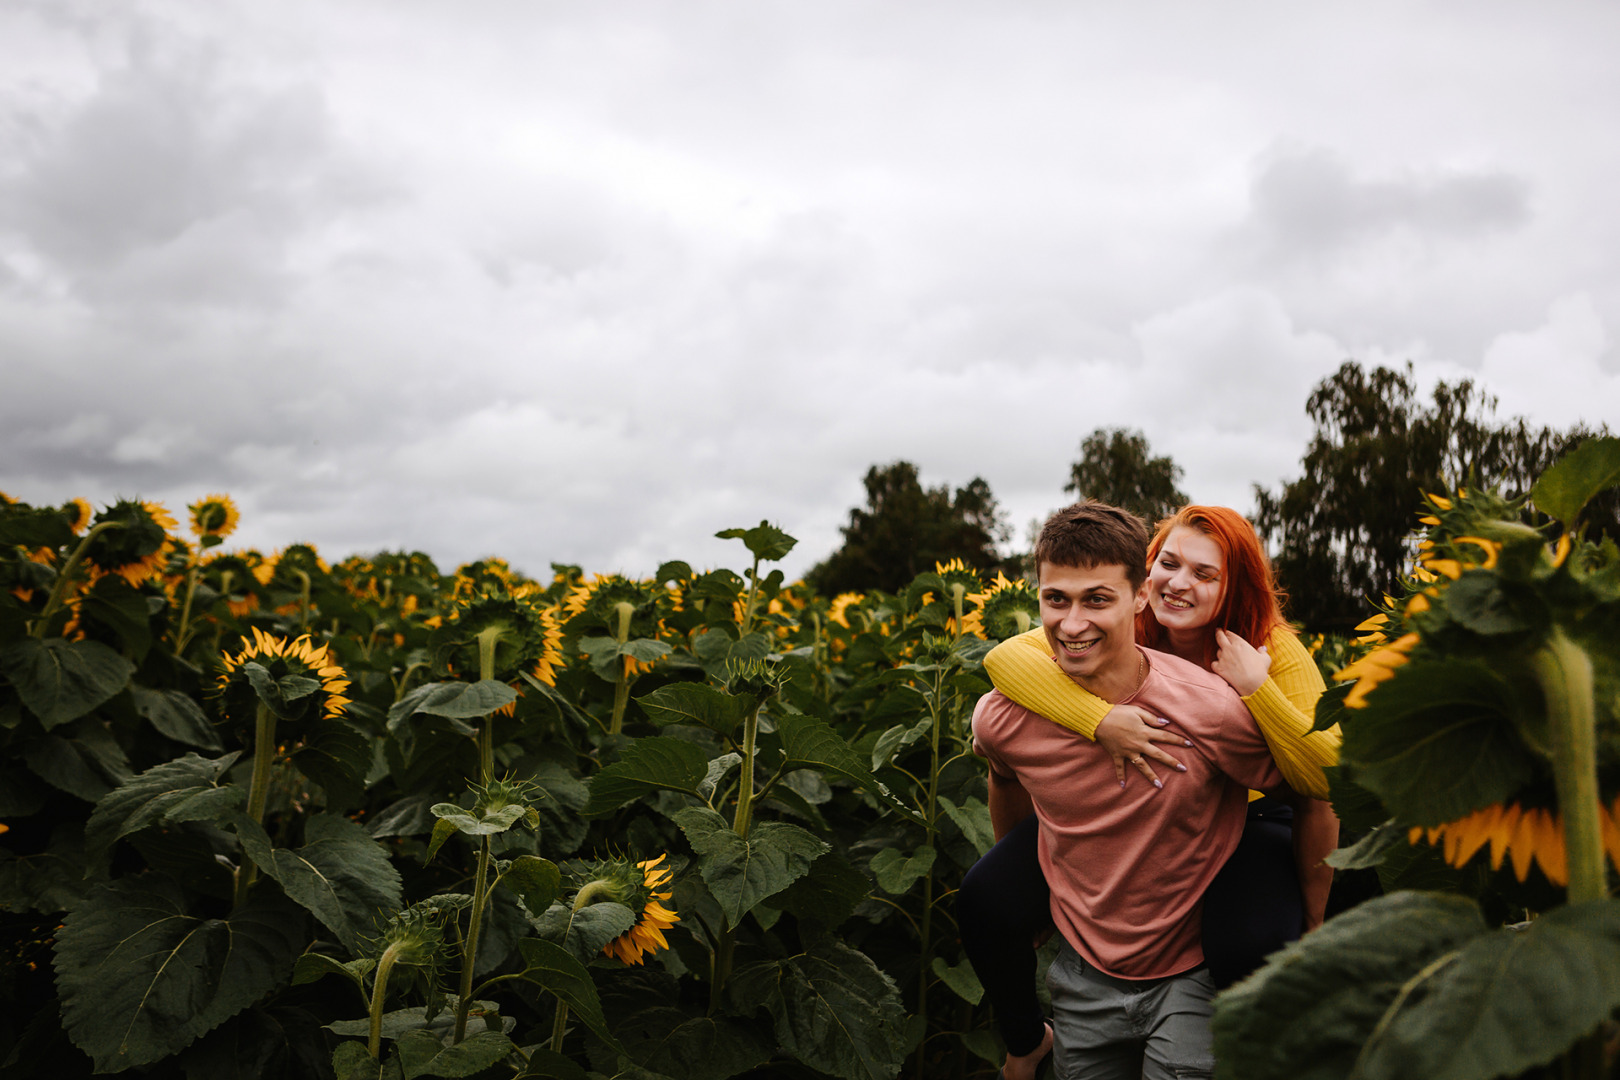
[605,1004,772,1080]
[1441,573,1537,637]
[715,522,798,563]
[533,899,638,965]
[930,956,984,1006]
[729,937,907,1080]
[0,637,134,730]
[1355,899,1620,1080]
[497,854,561,915]
[80,574,156,659]
[517,937,624,1053]
[776,711,917,822]
[1529,435,1620,528]
[389,680,516,724]
[291,715,373,809]
[25,728,128,801]
[635,682,751,737]
[85,751,242,870]
[937,794,995,857]
[132,686,223,750]
[772,850,870,926]
[1211,892,1487,1080]
[235,813,403,954]
[1340,659,1536,826]
[584,737,708,816]
[673,807,829,925]
[0,823,92,913]
[54,876,306,1072]
[869,846,935,895]
[395,1029,517,1078]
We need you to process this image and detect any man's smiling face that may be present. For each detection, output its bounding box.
[1038,560,1147,696]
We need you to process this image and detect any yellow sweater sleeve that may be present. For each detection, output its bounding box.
[1241,628,1340,799]
[982,627,1110,739]
[982,625,1342,798]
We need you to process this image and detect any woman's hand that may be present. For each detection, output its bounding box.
[1095,704,1190,789]
[1212,628,1270,697]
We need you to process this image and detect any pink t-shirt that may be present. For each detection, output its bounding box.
[972,646,1286,980]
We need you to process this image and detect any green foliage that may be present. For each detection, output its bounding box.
[805,461,1012,594]
[1064,427,1188,524]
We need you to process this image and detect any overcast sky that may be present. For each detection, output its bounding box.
[3,1,1617,583]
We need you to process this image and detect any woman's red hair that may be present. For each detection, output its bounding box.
[1135,505,1293,650]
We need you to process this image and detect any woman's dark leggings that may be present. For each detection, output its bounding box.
[956,800,1302,1056]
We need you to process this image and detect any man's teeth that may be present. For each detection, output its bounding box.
[1061,639,1098,653]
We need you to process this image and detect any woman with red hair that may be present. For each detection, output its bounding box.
[960,505,1341,1080]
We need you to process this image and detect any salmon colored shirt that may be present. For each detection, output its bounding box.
[972,646,1286,980]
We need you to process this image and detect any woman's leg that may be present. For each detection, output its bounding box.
[957,813,1051,1057]
[1200,800,1303,989]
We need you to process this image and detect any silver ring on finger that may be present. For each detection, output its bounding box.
[1131,757,1144,766]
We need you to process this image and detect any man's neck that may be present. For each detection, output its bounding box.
[1074,647,1147,704]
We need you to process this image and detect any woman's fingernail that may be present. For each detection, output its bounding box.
[1153,779,1163,789]
[1154,718,1170,726]
[1176,764,1187,772]
[1120,779,1127,788]
[1183,740,1193,747]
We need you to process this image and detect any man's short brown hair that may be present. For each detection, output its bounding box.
[1034,501,1151,591]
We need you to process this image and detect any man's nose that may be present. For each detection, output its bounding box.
[1061,607,1089,635]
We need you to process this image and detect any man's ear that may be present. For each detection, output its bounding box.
[1133,579,1149,613]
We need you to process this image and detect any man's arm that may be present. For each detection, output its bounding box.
[1292,797,1339,931]
[987,766,1034,843]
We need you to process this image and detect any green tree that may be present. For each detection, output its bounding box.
[1065,428,1188,526]
[806,461,1011,595]
[1254,361,1615,632]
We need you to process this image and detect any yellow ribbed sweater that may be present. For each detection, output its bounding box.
[981,626,1340,800]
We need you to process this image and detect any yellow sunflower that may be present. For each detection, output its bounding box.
[83,500,178,586]
[828,592,865,629]
[63,498,92,535]
[1409,796,1620,887]
[217,627,352,722]
[1332,632,1419,708]
[604,855,680,966]
[188,493,239,540]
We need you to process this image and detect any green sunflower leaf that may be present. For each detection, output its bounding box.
[931,956,985,1006]
[776,711,918,822]
[0,637,134,730]
[54,876,306,1073]
[1529,435,1620,529]
[396,1029,518,1079]
[672,808,829,925]
[234,813,403,954]
[1353,899,1620,1080]
[131,686,223,750]
[80,575,155,660]
[937,794,995,857]
[517,937,624,1053]
[291,951,375,991]
[772,850,871,926]
[1340,659,1537,827]
[496,855,561,914]
[1211,892,1488,1080]
[534,899,637,965]
[715,522,797,563]
[869,845,935,896]
[602,1003,773,1080]
[584,736,708,816]
[728,937,907,1080]
[390,680,518,721]
[635,682,751,737]
[85,751,241,871]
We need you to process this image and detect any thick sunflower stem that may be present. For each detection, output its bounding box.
[235,703,278,909]
[610,601,634,736]
[31,520,124,637]
[1530,628,1606,1080]
[1530,628,1604,905]
[739,554,762,636]
[950,584,965,642]
[710,693,767,1015]
[475,626,502,784]
[549,999,569,1054]
[368,942,404,1059]
[453,835,493,1043]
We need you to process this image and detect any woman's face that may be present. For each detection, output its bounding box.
[1147,526,1226,633]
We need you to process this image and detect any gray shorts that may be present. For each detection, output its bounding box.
[1045,939,1216,1079]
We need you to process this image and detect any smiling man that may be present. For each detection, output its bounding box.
[971,502,1288,1080]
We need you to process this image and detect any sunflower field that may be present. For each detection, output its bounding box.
[2,441,1619,1080]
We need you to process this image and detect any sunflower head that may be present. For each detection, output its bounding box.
[570,854,679,966]
[567,575,665,638]
[828,592,866,630]
[979,572,1040,639]
[453,557,523,602]
[83,500,178,586]
[188,494,239,542]
[61,498,92,535]
[217,627,351,725]
[429,592,556,683]
[201,552,265,617]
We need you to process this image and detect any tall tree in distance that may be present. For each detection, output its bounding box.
[806,461,1011,595]
[1254,360,1615,633]
[1065,427,1188,525]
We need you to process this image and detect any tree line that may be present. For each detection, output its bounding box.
[806,361,1616,633]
